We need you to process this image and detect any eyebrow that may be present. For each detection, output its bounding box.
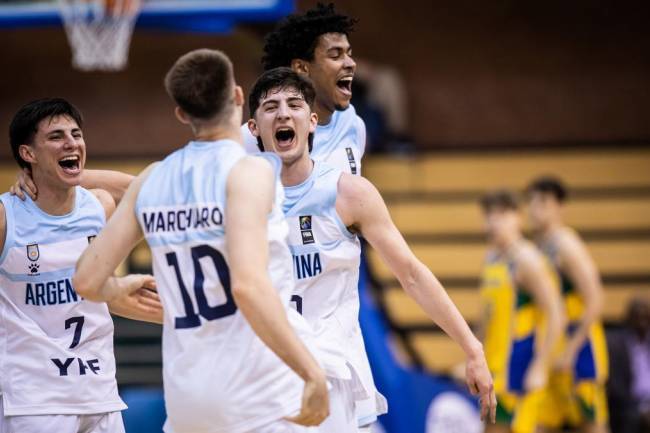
[261,95,305,105]
[46,127,82,135]
[327,45,351,53]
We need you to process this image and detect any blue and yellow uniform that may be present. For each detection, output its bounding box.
[481,248,551,433]
[539,233,609,428]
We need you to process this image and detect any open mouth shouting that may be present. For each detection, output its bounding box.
[336,76,353,97]
[58,155,81,176]
[275,127,296,150]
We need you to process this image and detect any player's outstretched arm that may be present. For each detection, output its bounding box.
[0,202,6,254]
[336,173,496,423]
[555,231,603,370]
[515,247,565,390]
[11,167,134,204]
[226,156,329,427]
[74,164,157,304]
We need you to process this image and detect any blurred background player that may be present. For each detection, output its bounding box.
[479,189,564,433]
[74,49,329,433]
[607,297,650,433]
[242,3,365,176]
[248,67,497,431]
[527,176,610,433]
[1,98,162,433]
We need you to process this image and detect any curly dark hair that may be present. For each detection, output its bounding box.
[262,3,357,70]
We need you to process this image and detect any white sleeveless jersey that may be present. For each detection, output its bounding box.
[243,104,366,175]
[135,140,307,433]
[282,162,387,420]
[0,188,125,416]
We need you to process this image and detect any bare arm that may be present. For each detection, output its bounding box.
[81,169,135,204]
[557,230,603,365]
[337,174,495,422]
[0,202,6,254]
[227,157,328,426]
[515,245,565,389]
[11,168,134,204]
[74,164,157,303]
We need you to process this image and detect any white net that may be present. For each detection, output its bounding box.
[58,0,141,72]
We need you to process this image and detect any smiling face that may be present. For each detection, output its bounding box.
[249,85,317,166]
[20,115,86,189]
[304,32,355,113]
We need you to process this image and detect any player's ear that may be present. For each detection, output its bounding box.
[174,106,191,125]
[291,59,310,76]
[233,85,244,106]
[18,144,36,165]
[309,112,318,133]
[247,118,259,138]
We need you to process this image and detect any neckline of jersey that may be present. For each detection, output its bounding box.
[25,186,80,220]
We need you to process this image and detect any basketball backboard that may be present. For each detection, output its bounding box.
[0,0,294,32]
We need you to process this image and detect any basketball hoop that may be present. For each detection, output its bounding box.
[58,0,141,72]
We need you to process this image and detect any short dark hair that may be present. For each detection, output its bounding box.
[262,3,357,70]
[248,67,316,152]
[527,176,568,203]
[9,98,83,169]
[480,189,520,213]
[164,49,234,121]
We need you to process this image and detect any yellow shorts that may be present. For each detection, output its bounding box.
[539,372,608,427]
[495,389,544,433]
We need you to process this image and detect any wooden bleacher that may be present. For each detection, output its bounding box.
[363,148,650,374]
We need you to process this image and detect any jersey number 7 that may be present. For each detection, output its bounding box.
[166,244,237,329]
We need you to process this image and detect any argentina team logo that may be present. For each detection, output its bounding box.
[299,215,315,244]
[26,243,39,262]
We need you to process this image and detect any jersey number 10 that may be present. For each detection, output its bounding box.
[166,244,237,329]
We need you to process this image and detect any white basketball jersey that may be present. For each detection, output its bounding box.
[282,162,387,421]
[135,140,306,433]
[243,104,366,175]
[0,189,125,416]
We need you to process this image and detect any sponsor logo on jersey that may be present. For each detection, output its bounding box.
[299,215,315,244]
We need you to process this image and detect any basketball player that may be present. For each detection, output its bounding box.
[1,97,163,433]
[478,190,564,433]
[247,67,497,430]
[527,177,609,433]
[74,49,329,433]
[242,3,365,176]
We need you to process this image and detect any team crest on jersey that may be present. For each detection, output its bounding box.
[87,235,96,243]
[26,243,39,262]
[299,215,315,244]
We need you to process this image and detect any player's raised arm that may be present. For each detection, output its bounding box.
[11,167,134,204]
[226,156,329,427]
[515,246,565,390]
[336,173,496,423]
[555,231,603,370]
[74,163,157,304]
